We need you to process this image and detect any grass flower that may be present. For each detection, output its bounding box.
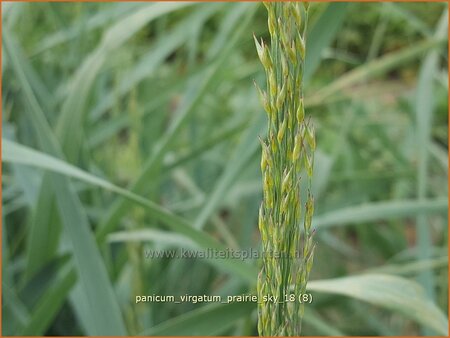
[255,2,315,336]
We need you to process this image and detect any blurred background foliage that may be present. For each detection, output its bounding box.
[2,2,448,336]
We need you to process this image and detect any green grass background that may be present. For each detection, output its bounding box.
[2,2,448,336]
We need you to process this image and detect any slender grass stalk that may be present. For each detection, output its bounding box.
[255,2,315,336]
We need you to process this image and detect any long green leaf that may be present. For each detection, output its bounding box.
[307,274,448,335]
[194,114,265,229]
[3,29,63,282]
[108,229,197,248]
[315,198,447,228]
[367,256,448,276]
[414,10,448,330]
[141,302,254,336]
[304,2,349,84]
[308,38,446,106]
[21,269,77,335]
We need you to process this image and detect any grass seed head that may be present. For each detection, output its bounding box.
[255,2,315,336]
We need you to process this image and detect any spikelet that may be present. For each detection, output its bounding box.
[255,2,315,336]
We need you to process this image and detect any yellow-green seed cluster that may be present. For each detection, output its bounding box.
[255,2,315,336]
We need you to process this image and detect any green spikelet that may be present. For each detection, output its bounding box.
[255,2,315,336]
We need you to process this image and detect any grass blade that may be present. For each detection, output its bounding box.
[307,274,448,335]
[315,198,447,229]
[21,269,77,335]
[30,3,145,56]
[193,114,265,229]
[414,10,447,331]
[141,302,254,336]
[304,2,349,84]
[308,38,446,106]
